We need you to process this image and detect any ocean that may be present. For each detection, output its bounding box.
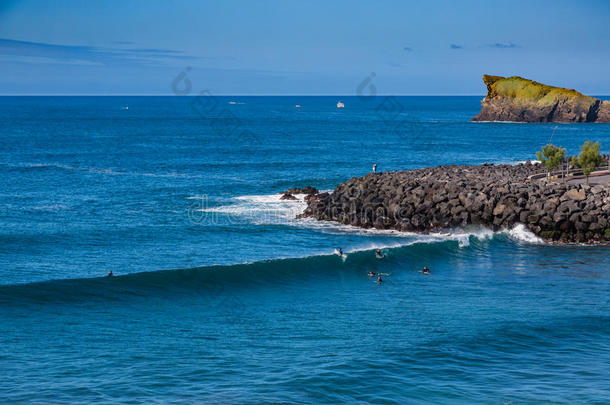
[1,95,609,403]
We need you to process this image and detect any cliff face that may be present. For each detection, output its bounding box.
[472,75,610,123]
[597,100,610,122]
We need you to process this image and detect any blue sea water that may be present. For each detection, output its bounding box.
[1,96,610,403]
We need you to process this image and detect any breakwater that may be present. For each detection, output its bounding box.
[298,163,610,243]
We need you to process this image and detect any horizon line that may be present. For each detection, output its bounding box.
[0,93,491,97]
[2,94,609,98]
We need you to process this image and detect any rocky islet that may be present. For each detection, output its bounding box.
[472,75,610,123]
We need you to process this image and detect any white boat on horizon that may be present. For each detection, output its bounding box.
[336,101,344,108]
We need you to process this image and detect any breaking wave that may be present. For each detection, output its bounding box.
[194,193,541,244]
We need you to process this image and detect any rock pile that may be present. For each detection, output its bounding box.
[283,186,319,195]
[280,186,319,200]
[298,163,610,243]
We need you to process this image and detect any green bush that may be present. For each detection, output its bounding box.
[572,141,602,185]
[536,144,565,177]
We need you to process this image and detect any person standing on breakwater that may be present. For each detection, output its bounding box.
[372,163,377,173]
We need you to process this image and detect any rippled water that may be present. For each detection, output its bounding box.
[1,96,609,403]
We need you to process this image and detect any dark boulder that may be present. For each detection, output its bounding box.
[280,193,297,201]
[284,186,319,195]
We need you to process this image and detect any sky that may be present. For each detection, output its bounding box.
[0,0,609,95]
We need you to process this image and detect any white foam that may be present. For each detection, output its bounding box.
[194,193,542,247]
[319,228,495,258]
[505,223,542,244]
[194,193,309,224]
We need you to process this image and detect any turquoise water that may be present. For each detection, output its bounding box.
[1,96,609,403]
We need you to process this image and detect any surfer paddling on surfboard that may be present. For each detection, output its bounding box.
[375,249,384,259]
[422,266,430,275]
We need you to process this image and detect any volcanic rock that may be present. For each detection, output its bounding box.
[298,163,610,244]
[472,75,610,123]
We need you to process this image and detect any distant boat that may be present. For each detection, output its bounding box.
[228,101,237,105]
[123,106,129,110]
[336,101,345,108]
[295,104,301,108]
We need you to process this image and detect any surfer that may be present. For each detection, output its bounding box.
[377,276,383,283]
[368,271,377,277]
[422,266,430,275]
[107,270,113,277]
[338,248,344,256]
[375,249,384,258]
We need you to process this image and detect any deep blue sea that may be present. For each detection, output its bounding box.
[1,96,610,404]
